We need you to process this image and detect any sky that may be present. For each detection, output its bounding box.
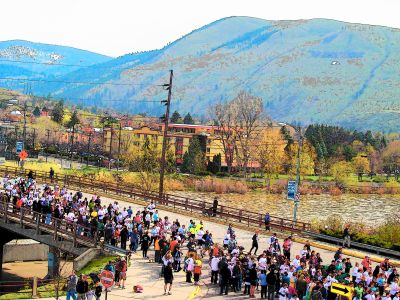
[1,0,399,57]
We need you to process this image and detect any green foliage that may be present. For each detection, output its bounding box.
[181,137,206,174]
[183,112,194,124]
[66,110,80,128]
[170,110,183,123]
[207,153,222,174]
[51,100,64,124]
[32,106,41,117]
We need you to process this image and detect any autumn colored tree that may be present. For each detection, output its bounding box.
[352,155,371,181]
[330,161,355,186]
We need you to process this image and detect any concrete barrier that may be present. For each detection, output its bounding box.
[73,247,101,271]
[3,239,48,263]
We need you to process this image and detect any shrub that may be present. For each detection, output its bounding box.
[196,170,212,176]
[216,172,228,177]
[328,186,342,196]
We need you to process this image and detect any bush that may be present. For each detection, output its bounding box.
[196,170,212,176]
[328,186,342,196]
[216,172,229,177]
[193,178,248,194]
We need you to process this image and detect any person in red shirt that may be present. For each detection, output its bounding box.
[169,237,178,254]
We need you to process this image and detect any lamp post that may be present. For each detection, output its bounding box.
[279,122,302,226]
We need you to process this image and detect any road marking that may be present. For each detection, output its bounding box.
[188,286,201,300]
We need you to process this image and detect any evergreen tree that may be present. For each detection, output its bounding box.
[181,137,205,174]
[32,106,41,117]
[66,110,80,128]
[207,153,221,174]
[52,100,64,124]
[183,113,194,124]
[170,111,183,123]
[166,149,176,173]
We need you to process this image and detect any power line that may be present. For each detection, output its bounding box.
[0,93,170,104]
[0,76,161,86]
[0,58,159,71]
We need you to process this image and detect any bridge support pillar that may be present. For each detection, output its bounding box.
[45,246,59,279]
[0,229,16,280]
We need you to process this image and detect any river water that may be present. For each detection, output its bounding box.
[172,191,400,226]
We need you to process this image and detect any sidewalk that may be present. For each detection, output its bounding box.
[37,189,394,300]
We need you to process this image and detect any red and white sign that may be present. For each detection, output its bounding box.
[100,270,114,288]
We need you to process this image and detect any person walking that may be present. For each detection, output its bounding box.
[343,224,351,248]
[163,261,174,295]
[249,231,259,255]
[76,274,89,300]
[66,270,78,300]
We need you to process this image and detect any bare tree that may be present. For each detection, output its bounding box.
[209,102,236,174]
[231,91,264,177]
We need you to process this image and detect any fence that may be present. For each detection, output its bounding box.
[0,201,97,249]
[0,277,66,298]
[0,165,311,233]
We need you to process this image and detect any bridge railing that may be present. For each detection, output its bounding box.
[0,201,97,248]
[0,165,311,233]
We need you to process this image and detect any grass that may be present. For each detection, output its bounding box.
[0,255,117,300]
[77,255,118,276]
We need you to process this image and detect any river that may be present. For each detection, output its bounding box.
[172,191,400,226]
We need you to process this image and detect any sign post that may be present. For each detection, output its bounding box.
[287,180,297,200]
[331,282,353,298]
[100,270,114,300]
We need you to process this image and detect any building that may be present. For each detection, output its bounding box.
[102,123,287,171]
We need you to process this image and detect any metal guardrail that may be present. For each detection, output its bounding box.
[303,231,400,258]
[0,165,311,233]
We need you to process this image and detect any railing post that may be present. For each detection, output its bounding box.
[73,223,77,247]
[32,276,38,298]
[259,214,262,227]
[36,216,40,234]
[185,198,188,210]
[20,207,24,228]
[4,202,8,223]
[247,215,250,227]
[238,210,242,223]
[280,219,284,232]
[54,220,58,240]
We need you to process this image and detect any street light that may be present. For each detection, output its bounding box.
[278,122,302,226]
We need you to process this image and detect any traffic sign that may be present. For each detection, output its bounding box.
[16,141,24,154]
[18,150,28,161]
[100,270,114,288]
[287,180,297,200]
[331,282,353,298]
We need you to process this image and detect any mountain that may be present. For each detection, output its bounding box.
[0,40,111,80]
[2,17,400,132]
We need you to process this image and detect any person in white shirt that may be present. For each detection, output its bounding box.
[210,256,220,284]
[390,279,400,296]
[278,283,289,300]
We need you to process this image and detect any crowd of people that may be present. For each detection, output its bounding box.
[1,173,399,300]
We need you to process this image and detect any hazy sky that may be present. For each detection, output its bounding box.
[1,0,399,57]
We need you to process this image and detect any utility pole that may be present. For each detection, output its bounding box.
[293,125,302,226]
[22,102,27,147]
[117,123,122,171]
[109,126,113,169]
[46,129,50,162]
[87,132,92,167]
[159,70,173,197]
[32,128,36,151]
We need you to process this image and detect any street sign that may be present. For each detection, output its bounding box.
[16,141,24,154]
[331,282,353,298]
[18,150,28,161]
[287,180,297,200]
[100,270,114,289]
